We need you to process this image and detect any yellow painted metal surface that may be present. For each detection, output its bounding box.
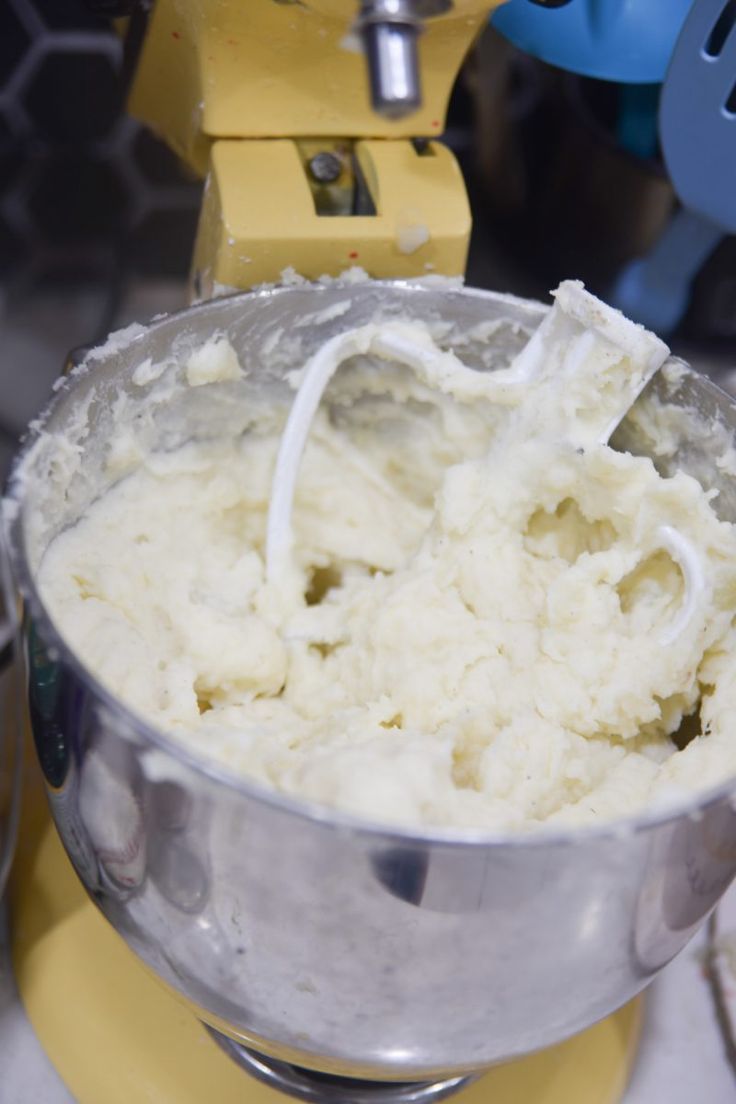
[9,766,640,1104]
[128,0,211,176]
[192,137,471,294]
[129,0,503,165]
[128,0,503,289]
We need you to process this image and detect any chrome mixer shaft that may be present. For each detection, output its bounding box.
[357,0,452,118]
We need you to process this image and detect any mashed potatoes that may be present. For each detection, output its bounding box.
[36,282,736,830]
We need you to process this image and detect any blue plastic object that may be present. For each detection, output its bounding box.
[659,0,736,234]
[492,0,694,83]
[610,210,722,335]
[611,0,736,335]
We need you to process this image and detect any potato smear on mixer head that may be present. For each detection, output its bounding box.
[38,281,736,831]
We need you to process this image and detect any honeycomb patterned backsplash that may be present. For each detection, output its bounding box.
[0,0,202,285]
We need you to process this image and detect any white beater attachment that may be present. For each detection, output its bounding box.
[265,284,705,645]
[265,322,537,585]
[656,525,707,646]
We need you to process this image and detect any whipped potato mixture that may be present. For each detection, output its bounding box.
[36,282,736,830]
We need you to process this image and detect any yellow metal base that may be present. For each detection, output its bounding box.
[192,137,471,294]
[9,781,641,1104]
[126,0,492,292]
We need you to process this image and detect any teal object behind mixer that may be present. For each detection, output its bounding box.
[492,0,694,83]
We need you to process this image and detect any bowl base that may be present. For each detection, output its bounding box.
[8,779,642,1104]
[207,1034,474,1103]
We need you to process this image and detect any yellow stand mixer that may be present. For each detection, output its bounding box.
[128,0,489,295]
[9,3,647,1102]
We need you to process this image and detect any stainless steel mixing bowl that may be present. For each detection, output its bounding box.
[6,282,736,1089]
[0,543,21,899]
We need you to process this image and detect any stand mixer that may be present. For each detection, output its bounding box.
[125,0,497,296]
[6,3,736,1103]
